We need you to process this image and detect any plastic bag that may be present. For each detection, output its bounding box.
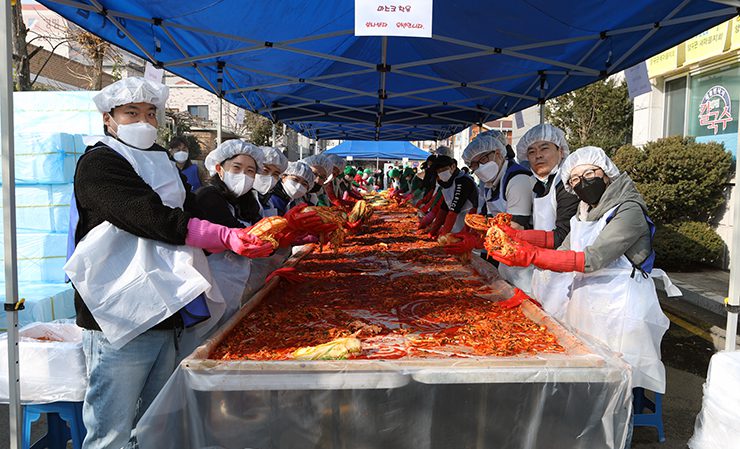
[0,321,87,403]
[689,351,740,449]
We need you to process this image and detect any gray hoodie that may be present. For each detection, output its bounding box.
[558,173,652,273]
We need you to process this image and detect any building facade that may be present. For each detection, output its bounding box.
[633,18,740,267]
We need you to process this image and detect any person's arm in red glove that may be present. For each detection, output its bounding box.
[414,188,434,208]
[185,218,273,258]
[437,211,458,236]
[499,223,554,249]
[444,231,483,255]
[427,208,449,238]
[489,237,585,273]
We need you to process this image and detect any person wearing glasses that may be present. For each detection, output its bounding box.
[488,146,670,399]
[460,129,533,293]
[502,124,580,319]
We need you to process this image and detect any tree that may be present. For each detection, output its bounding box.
[545,78,633,153]
[239,111,277,146]
[11,0,32,91]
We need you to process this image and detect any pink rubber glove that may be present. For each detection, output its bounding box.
[186,218,273,258]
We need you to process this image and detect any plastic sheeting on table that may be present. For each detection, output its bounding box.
[0,321,87,404]
[136,251,633,449]
[689,351,740,449]
[0,283,75,330]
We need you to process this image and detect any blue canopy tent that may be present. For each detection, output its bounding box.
[2,0,740,447]
[324,141,430,161]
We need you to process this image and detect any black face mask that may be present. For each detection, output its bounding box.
[573,176,607,205]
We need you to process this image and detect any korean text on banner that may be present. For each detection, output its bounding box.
[647,47,678,78]
[355,0,433,38]
[685,22,729,64]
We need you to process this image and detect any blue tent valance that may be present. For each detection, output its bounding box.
[37,1,738,141]
[324,141,430,161]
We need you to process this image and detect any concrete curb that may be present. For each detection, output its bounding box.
[656,278,727,317]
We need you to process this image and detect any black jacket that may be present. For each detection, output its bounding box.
[72,141,198,331]
[193,176,262,228]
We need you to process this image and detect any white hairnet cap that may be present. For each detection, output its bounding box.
[516,124,570,161]
[93,77,169,113]
[560,146,621,193]
[301,154,334,177]
[326,154,345,172]
[259,146,289,173]
[284,161,316,187]
[462,130,507,165]
[205,140,265,176]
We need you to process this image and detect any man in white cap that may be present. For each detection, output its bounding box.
[67,77,272,449]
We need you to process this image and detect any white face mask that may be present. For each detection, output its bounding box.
[438,168,453,182]
[221,171,254,197]
[253,173,277,195]
[324,173,334,185]
[283,178,307,200]
[475,161,499,183]
[111,118,158,150]
[173,151,189,163]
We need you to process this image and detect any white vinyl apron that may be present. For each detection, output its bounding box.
[64,136,225,349]
[440,171,475,234]
[529,172,573,320]
[564,206,670,393]
[485,169,533,295]
[255,190,279,218]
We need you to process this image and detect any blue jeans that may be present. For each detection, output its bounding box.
[81,329,176,449]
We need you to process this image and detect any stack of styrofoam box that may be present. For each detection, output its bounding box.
[0,91,99,327]
[689,351,740,449]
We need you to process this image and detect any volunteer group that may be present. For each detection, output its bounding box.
[68,76,672,449]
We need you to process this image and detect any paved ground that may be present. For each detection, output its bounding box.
[0,270,733,449]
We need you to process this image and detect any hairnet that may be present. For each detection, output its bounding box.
[462,130,507,165]
[93,77,169,113]
[344,166,357,177]
[435,145,452,157]
[258,146,288,173]
[301,154,334,178]
[205,140,264,176]
[516,124,570,161]
[326,154,345,172]
[559,146,621,193]
[284,161,316,187]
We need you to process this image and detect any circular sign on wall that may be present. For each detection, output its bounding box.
[698,85,734,135]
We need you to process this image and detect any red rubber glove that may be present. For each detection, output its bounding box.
[185,218,273,257]
[498,288,541,309]
[437,211,458,236]
[444,231,483,255]
[418,210,436,229]
[285,204,338,235]
[499,224,554,249]
[427,209,448,238]
[489,238,585,273]
[415,189,434,208]
[346,220,363,232]
[265,267,305,284]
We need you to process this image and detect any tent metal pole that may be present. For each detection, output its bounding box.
[725,169,740,351]
[272,122,277,146]
[1,0,22,447]
[217,97,223,144]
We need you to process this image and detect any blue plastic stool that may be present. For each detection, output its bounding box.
[632,387,665,443]
[22,401,86,449]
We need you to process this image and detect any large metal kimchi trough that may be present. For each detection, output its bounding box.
[136,207,632,449]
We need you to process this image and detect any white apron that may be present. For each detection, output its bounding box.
[255,190,279,218]
[64,136,225,349]
[530,172,573,320]
[440,170,475,233]
[564,206,670,393]
[485,165,533,294]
